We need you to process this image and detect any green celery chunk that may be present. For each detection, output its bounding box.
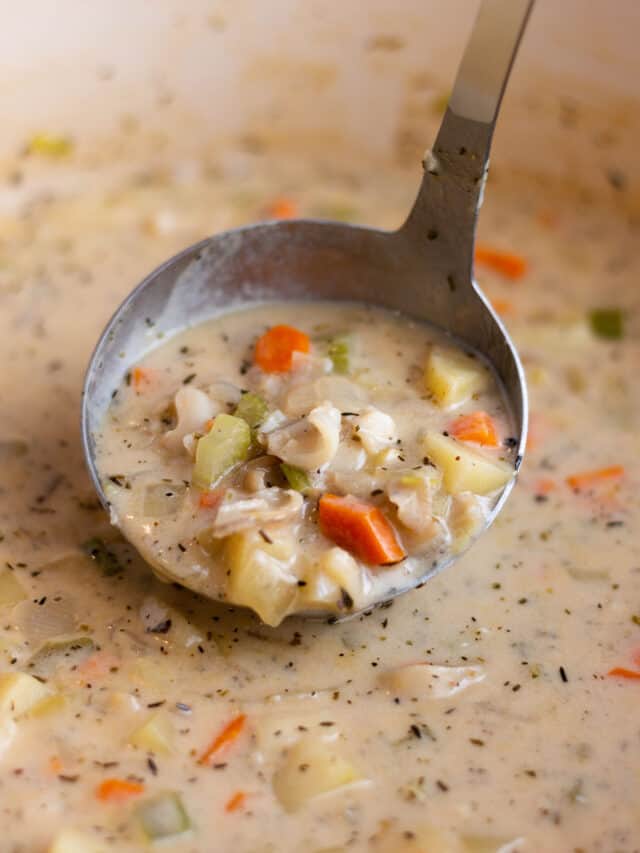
[193,414,251,489]
[29,636,95,676]
[327,336,350,374]
[135,791,191,840]
[280,463,311,494]
[589,307,624,340]
[233,391,269,429]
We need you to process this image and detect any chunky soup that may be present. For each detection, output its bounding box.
[0,142,638,852]
[95,303,515,625]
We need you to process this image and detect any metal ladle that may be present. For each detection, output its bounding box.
[82,0,531,617]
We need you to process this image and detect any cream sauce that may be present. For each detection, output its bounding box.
[0,150,638,852]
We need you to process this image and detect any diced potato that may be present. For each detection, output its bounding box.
[378,663,485,699]
[0,716,16,758]
[424,346,488,408]
[129,710,174,754]
[272,736,363,812]
[26,693,67,719]
[422,433,513,495]
[297,569,341,612]
[48,829,108,853]
[225,528,297,626]
[0,571,27,608]
[320,548,364,604]
[0,672,53,719]
[449,492,487,553]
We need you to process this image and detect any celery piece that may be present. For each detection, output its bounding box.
[26,133,73,158]
[29,636,95,675]
[192,414,251,489]
[327,336,350,374]
[136,791,191,840]
[280,463,311,494]
[589,307,624,340]
[233,391,269,429]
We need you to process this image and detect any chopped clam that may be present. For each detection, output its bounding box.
[379,663,485,699]
[352,406,397,455]
[266,403,341,471]
[386,468,441,538]
[207,488,303,538]
[162,387,219,454]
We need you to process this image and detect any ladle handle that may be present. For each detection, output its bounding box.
[402,0,534,282]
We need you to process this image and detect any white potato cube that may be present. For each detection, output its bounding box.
[424,346,488,408]
[422,433,513,495]
[226,528,297,626]
[0,672,53,719]
[129,710,174,754]
[48,829,108,853]
[272,736,363,812]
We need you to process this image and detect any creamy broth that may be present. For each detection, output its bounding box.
[95,302,514,624]
[0,149,638,852]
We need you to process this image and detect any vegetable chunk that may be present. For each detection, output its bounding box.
[319,494,406,565]
[422,433,513,495]
[272,737,363,812]
[192,414,251,489]
[254,325,311,372]
[225,528,297,625]
[0,672,53,718]
[424,347,488,408]
[135,791,192,840]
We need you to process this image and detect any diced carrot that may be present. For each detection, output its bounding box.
[534,477,557,496]
[224,790,247,813]
[96,778,145,802]
[536,209,559,230]
[198,713,247,766]
[318,493,406,566]
[265,197,299,220]
[132,366,154,390]
[566,466,624,493]
[199,488,225,510]
[48,756,63,774]
[254,325,311,373]
[608,667,640,680]
[448,411,499,447]
[491,298,514,317]
[77,652,120,680]
[475,244,528,280]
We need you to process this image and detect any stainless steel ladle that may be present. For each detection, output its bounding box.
[82,0,531,615]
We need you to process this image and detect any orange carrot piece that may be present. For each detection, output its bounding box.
[449,411,499,447]
[132,366,154,390]
[198,713,247,766]
[475,244,528,280]
[96,778,145,802]
[491,298,514,317]
[318,494,406,566]
[224,790,247,813]
[608,667,640,680]
[265,197,299,220]
[566,466,624,492]
[199,488,225,510]
[254,325,310,373]
[48,756,63,774]
[534,477,557,496]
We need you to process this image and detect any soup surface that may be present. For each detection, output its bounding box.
[0,143,638,853]
[96,303,515,625]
